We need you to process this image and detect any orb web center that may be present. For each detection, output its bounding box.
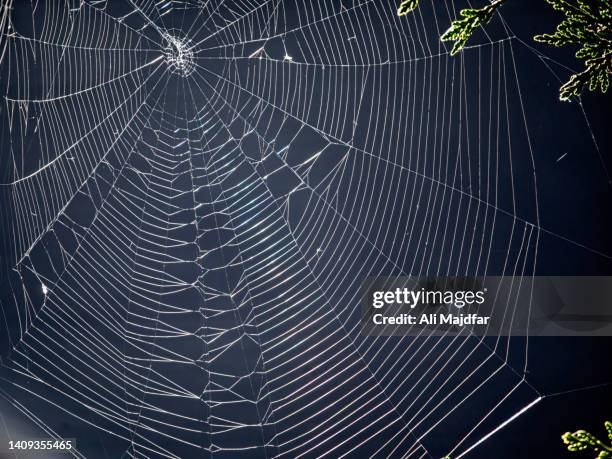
[163,35,194,77]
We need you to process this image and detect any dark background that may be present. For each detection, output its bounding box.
[0,1,610,458]
[476,2,612,457]
[464,0,612,458]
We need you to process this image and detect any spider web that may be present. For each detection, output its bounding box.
[0,0,545,457]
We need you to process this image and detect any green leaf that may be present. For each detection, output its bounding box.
[562,421,612,457]
[397,0,419,16]
[440,0,507,55]
[535,0,611,100]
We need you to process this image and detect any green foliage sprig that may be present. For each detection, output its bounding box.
[534,0,611,100]
[440,0,507,55]
[398,0,612,100]
[397,0,419,16]
[562,421,612,458]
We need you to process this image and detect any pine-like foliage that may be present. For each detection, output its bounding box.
[398,0,611,100]
[534,0,611,100]
[440,0,507,55]
[562,421,612,458]
[397,0,419,16]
